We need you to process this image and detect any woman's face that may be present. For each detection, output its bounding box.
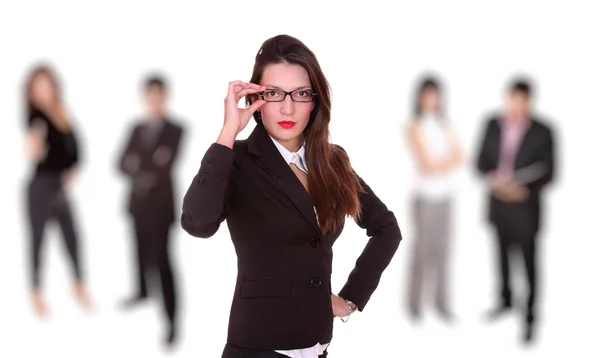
[420,88,441,114]
[258,63,314,150]
[30,73,56,109]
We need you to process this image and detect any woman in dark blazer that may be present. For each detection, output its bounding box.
[181,34,402,358]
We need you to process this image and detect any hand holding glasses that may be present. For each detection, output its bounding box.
[222,81,267,136]
[218,82,316,148]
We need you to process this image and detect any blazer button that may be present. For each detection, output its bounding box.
[207,156,212,164]
[310,277,322,287]
[202,167,209,174]
[200,177,205,184]
[309,237,320,247]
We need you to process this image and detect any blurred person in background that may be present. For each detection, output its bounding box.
[404,76,464,322]
[180,34,402,358]
[117,74,184,347]
[475,77,556,343]
[22,64,91,317]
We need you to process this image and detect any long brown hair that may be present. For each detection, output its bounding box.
[25,64,70,131]
[246,34,364,235]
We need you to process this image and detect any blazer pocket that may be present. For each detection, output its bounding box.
[240,277,291,298]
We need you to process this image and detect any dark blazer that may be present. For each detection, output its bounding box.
[181,122,402,350]
[476,114,555,233]
[118,118,184,224]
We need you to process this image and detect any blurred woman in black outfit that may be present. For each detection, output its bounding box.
[23,64,91,317]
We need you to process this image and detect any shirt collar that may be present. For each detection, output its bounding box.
[500,113,531,129]
[269,135,308,173]
[146,118,165,127]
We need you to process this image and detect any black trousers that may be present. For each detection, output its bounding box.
[131,215,176,326]
[222,343,328,358]
[27,173,82,289]
[494,222,537,322]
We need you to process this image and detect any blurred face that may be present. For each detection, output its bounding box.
[258,62,314,151]
[420,88,441,114]
[144,85,167,119]
[505,91,530,120]
[30,73,56,109]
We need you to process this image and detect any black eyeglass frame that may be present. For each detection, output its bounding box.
[258,89,317,102]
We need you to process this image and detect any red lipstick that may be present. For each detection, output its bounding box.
[278,121,296,129]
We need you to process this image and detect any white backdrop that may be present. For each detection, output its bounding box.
[0,1,596,357]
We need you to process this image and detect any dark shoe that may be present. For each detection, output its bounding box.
[522,321,535,344]
[437,308,456,323]
[120,295,148,309]
[408,307,422,323]
[165,325,177,346]
[484,304,512,321]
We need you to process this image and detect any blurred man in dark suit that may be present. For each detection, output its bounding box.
[475,78,556,343]
[117,75,184,346]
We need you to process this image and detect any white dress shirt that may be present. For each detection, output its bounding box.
[412,114,457,199]
[269,135,329,358]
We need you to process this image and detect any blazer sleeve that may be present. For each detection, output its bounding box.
[476,118,495,175]
[181,142,238,238]
[526,125,555,193]
[162,125,184,172]
[336,149,402,311]
[118,124,140,176]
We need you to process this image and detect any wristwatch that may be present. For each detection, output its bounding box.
[340,299,357,323]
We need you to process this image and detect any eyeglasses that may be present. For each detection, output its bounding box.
[259,89,316,102]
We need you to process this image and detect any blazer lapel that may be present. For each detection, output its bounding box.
[488,119,502,166]
[248,123,320,234]
[150,120,170,150]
